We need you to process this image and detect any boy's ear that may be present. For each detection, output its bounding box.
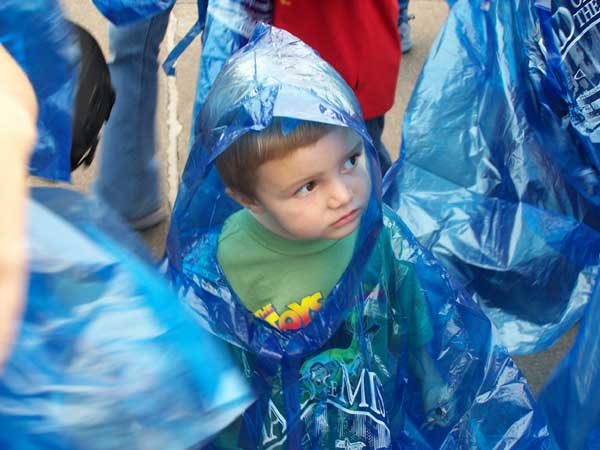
[225,187,264,213]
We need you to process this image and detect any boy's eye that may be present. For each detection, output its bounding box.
[296,181,316,195]
[343,152,362,170]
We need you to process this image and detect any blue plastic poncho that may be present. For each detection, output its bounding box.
[535,3,600,448]
[92,0,177,25]
[0,187,255,450]
[0,3,254,446]
[383,0,600,354]
[191,0,271,134]
[0,0,77,182]
[165,24,555,449]
[538,275,600,450]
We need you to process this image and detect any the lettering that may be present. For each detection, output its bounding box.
[262,400,287,445]
[263,364,389,448]
[255,304,281,327]
[335,438,367,450]
[553,6,576,52]
[254,292,323,330]
[339,367,369,409]
[368,371,386,417]
[278,310,303,330]
[329,380,338,397]
[336,366,387,419]
[287,292,323,325]
[573,0,600,27]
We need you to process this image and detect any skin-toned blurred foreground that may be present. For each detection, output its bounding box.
[0,45,38,368]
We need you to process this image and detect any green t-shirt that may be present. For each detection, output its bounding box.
[217,209,358,330]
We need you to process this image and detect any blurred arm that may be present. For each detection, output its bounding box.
[0,44,38,369]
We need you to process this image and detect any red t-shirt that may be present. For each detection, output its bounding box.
[273,0,401,120]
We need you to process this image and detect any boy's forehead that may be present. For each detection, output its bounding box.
[256,127,365,186]
[319,126,363,150]
[289,127,362,163]
[343,128,363,148]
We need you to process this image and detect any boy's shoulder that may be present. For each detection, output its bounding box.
[218,208,248,243]
[217,209,257,273]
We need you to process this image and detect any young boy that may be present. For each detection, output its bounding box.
[214,116,455,439]
[165,24,554,450]
[214,114,452,446]
[216,119,370,330]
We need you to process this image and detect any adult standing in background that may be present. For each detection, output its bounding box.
[273,0,400,175]
[94,1,400,228]
[399,0,413,53]
[93,9,172,230]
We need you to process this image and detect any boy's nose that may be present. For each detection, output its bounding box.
[327,178,352,209]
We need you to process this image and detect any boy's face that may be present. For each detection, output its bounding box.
[244,128,371,240]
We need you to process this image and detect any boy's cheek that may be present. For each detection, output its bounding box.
[359,170,373,198]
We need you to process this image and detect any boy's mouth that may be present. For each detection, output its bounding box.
[332,209,360,228]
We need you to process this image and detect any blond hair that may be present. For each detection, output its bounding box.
[216,118,337,198]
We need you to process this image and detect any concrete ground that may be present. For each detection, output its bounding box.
[59,0,575,396]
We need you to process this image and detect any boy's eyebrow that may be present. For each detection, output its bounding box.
[284,170,326,192]
[348,140,363,153]
[283,140,364,193]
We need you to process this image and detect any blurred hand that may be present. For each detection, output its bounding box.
[0,45,38,369]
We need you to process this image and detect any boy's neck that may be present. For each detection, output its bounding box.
[247,209,319,242]
[241,209,352,256]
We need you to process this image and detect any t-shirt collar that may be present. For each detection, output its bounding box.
[239,209,353,256]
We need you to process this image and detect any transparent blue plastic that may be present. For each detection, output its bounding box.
[0,188,254,450]
[191,0,272,136]
[539,276,600,450]
[535,3,600,448]
[1,4,254,444]
[92,0,177,25]
[164,24,555,449]
[0,0,77,182]
[383,0,600,355]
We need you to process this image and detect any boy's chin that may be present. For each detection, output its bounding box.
[322,222,360,241]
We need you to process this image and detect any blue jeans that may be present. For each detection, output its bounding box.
[399,0,410,25]
[94,9,171,222]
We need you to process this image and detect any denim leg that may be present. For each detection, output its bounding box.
[94,9,171,221]
[365,116,392,176]
[398,0,410,25]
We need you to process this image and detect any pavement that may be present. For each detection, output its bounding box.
[58,0,575,396]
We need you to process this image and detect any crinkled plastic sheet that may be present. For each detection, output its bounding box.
[538,276,600,450]
[383,0,600,355]
[0,0,77,182]
[92,0,177,25]
[164,25,555,449]
[536,2,600,449]
[0,187,254,450]
[192,0,272,135]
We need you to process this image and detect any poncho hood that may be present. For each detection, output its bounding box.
[164,24,555,449]
[165,24,383,357]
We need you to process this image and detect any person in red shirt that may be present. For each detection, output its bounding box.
[273,0,401,174]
